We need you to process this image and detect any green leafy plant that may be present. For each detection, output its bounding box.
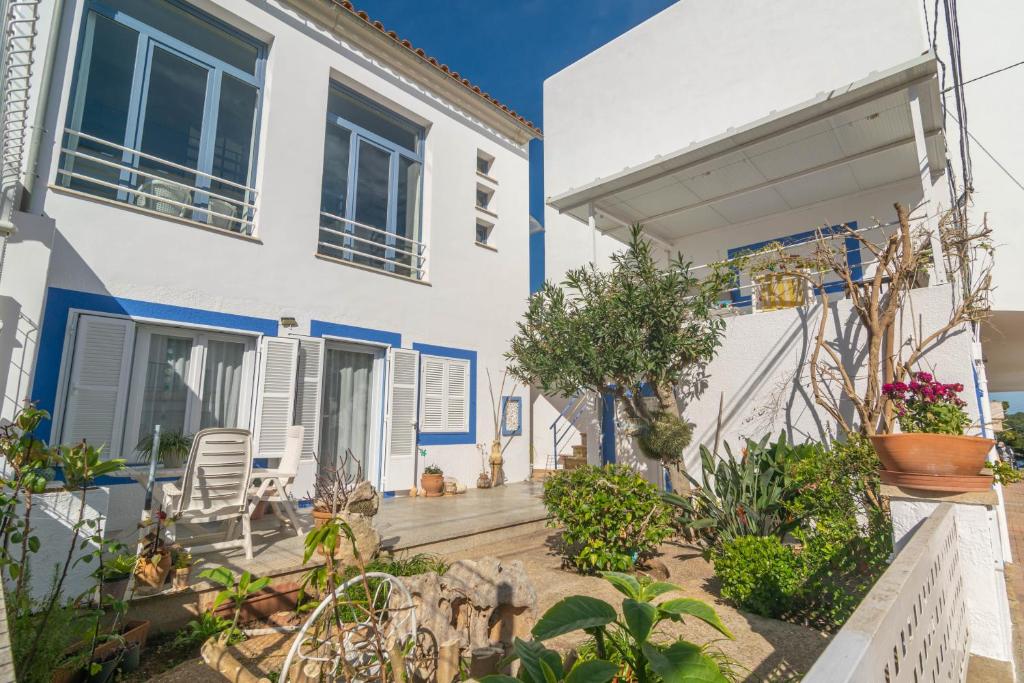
[135,430,193,465]
[173,611,242,649]
[171,547,194,570]
[422,464,443,475]
[883,372,971,435]
[712,535,801,618]
[664,433,806,551]
[507,225,732,470]
[484,572,734,683]
[543,464,673,573]
[200,567,270,637]
[991,459,1022,486]
[101,552,138,580]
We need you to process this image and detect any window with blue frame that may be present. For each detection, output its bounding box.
[59,0,264,234]
[318,84,426,280]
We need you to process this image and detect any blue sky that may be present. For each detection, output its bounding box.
[993,392,1024,414]
[354,0,676,222]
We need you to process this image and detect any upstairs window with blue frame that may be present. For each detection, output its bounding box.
[318,84,426,280]
[59,0,265,235]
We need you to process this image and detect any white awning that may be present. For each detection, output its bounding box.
[547,54,945,244]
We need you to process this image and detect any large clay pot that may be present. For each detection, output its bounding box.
[311,509,381,563]
[134,552,171,589]
[421,473,444,497]
[870,433,995,475]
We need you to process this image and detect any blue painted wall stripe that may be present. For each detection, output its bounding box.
[310,320,401,348]
[32,287,278,441]
[412,343,477,445]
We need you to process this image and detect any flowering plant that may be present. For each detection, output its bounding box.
[882,372,970,435]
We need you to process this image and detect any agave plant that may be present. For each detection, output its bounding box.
[664,432,809,550]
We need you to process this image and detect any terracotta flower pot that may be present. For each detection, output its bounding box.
[172,567,192,591]
[870,433,995,475]
[135,552,172,589]
[420,473,444,497]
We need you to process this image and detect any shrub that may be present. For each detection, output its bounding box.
[712,536,801,618]
[636,412,693,467]
[543,464,673,573]
[664,433,807,551]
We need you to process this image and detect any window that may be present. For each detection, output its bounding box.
[57,314,256,460]
[59,0,264,234]
[475,184,494,212]
[475,219,494,246]
[419,356,469,433]
[476,150,494,177]
[123,327,255,458]
[319,84,426,280]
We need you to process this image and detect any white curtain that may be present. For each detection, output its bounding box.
[138,334,192,443]
[200,339,245,429]
[321,348,374,477]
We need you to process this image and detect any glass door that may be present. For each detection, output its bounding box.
[320,343,384,483]
[351,138,393,270]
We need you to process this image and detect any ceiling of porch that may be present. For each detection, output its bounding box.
[547,55,945,243]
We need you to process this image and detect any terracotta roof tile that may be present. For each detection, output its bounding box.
[322,0,541,137]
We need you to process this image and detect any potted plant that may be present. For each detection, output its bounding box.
[135,430,193,467]
[475,444,492,488]
[873,371,994,486]
[135,512,172,589]
[420,464,444,497]
[171,546,194,591]
[307,451,382,561]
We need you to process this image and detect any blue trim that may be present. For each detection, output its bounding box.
[972,361,989,438]
[600,392,616,465]
[310,320,401,348]
[726,222,859,308]
[413,343,477,445]
[32,287,278,441]
[500,396,522,437]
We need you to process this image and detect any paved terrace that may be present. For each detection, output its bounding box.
[164,481,548,587]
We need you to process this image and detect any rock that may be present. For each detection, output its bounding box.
[346,480,380,517]
[639,559,670,581]
[333,512,381,565]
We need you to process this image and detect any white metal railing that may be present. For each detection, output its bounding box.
[804,503,968,682]
[693,213,939,315]
[318,211,427,280]
[57,128,257,234]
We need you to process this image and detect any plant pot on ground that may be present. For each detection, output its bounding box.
[307,452,382,562]
[170,546,194,591]
[421,464,444,497]
[875,373,994,490]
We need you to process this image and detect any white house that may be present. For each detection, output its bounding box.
[0,0,540,537]
[537,0,1023,485]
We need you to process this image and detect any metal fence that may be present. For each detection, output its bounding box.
[804,503,969,682]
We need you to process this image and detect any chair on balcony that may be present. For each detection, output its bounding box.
[206,196,240,231]
[248,425,303,536]
[163,428,255,560]
[135,177,192,217]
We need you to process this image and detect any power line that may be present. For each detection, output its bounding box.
[942,59,1024,93]
[948,111,1024,194]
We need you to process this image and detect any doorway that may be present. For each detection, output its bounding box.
[319,341,385,485]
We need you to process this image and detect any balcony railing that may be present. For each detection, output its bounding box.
[318,211,427,280]
[56,128,257,235]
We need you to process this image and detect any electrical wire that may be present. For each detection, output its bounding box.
[943,59,1024,92]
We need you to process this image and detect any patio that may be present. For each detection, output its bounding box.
[147,481,547,595]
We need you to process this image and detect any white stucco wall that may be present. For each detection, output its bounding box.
[543,0,929,200]
[0,0,536,536]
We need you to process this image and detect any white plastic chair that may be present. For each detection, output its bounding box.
[164,428,255,560]
[135,177,192,217]
[206,196,239,230]
[249,424,303,535]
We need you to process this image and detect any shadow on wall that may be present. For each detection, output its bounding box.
[683,285,971,480]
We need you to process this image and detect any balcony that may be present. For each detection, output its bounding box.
[318,211,427,281]
[57,129,258,235]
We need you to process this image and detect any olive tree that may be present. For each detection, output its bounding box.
[507,226,728,477]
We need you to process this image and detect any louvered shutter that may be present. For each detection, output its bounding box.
[384,348,418,491]
[253,337,299,458]
[60,315,135,454]
[419,356,446,432]
[292,337,324,460]
[445,359,469,431]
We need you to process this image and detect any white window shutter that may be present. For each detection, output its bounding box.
[253,336,299,458]
[419,356,446,432]
[60,315,135,455]
[445,359,469,431]
[384,348,419,491]
[292,336,324,461]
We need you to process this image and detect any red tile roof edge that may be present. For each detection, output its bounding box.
[324,0,541,138]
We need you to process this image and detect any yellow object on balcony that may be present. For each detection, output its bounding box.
[756,272,805,311]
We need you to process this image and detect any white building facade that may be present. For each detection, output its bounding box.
[0,0,539,535]
[538,0,1022,485]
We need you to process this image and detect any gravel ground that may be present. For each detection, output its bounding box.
[147,530,830,681]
